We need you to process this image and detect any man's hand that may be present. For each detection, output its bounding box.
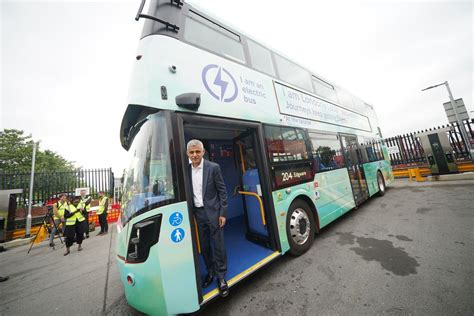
[219,216,226,228]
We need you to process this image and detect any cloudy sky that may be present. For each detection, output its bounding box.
[1,0,472,174]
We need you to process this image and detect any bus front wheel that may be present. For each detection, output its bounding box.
[286,200,315,256]
[377,171,386,196]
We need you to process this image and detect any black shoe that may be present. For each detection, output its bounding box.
[49,242,54,247]
[86,234,89,239]
[202,273,214,288]
[0,276,9,282]
[217,278,229,297]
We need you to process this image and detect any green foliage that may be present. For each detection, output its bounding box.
[0,129,75,173]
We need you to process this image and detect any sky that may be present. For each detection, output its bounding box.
[1,0,473,175]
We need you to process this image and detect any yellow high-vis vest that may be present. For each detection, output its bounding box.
[97,196,108,215]
[78,196,91,212]
[54,201,68,220]
[66,204,85,226]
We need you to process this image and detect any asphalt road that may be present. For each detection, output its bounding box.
[1,179,473,315]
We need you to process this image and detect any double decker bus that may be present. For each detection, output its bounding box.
[116,1,394,314]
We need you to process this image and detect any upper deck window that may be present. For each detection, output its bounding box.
[247,39,275,76]
[184,12,246,63]
[312,76,338,103]
[274,54,312,92]
[336,88,355,109]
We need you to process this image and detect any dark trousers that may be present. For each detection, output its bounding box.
[82,211,89,237]
[98,212,108,233]
[64,220,84,247]
[194,207,227,280]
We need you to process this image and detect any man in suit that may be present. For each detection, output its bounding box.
[187,139,229,297]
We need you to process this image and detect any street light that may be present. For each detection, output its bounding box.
[421,81,472,157]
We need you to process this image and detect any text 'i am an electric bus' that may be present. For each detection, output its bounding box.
[116,0,394,314]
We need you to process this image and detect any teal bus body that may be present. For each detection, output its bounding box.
[116,2,394,315]
[117,202,199,314]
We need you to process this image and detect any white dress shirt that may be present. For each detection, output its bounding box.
[191,159,204,207]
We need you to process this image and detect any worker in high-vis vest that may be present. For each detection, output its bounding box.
[63,196,85,256]
[78,189,92,238]
[49,193,68,247]
[97,190,109,236]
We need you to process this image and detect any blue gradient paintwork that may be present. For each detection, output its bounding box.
[272,184,314,254]
[116,202,199,315]
[363,155,394,196]
[271,168,356,254]
[271,161,394,255]
[314,169,356,227]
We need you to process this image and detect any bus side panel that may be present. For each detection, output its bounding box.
[314,169,356,228]
[117,202,200,315]
[362,162,380,197]
[272,185,316,254]
[362,160,394,196]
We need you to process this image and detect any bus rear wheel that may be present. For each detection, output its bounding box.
[377,171,386,196]
[286,200,315,256]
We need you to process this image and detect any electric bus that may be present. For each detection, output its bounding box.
[116,1,394,314]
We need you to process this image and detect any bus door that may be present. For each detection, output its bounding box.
[340,134,369,205]
[233,130,270,246]
[179,115,279,303]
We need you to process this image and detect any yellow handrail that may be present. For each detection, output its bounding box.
[193,217,201,253]
[238,143,246,174]
[238,191,266,226]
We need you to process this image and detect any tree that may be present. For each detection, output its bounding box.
[0,129,75,173]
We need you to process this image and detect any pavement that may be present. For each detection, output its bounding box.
[0,227,130,316]
[199,178,474,315]
[1,178,473,315]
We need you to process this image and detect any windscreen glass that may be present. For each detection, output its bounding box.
[121,112,175,224]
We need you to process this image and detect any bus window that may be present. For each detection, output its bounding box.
[274,54,312,92]
[264,126,310,163]
[336,88,355,109]
[184,12,246,63]
[308,132,345,172]
[247,39,275,77]
[312,76,338,103]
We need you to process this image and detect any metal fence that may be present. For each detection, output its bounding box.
[0,168,114,207]
[384,119,473,168]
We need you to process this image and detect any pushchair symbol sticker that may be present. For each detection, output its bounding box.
[171,228,185,243]
[169,212,183,226]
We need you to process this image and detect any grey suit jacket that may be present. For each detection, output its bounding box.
[190,159,228,218]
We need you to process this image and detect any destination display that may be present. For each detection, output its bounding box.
[273,163,314,188]
[275,82,372,132]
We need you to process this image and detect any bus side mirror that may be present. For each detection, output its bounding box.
[176,93,201,111]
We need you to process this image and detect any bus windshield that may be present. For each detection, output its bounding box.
[121,112,175,224]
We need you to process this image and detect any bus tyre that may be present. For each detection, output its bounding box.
[286,200,315,256]
[377,171,386,197]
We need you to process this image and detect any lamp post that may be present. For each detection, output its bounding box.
[25,142,37,238]
[421,81,472,156]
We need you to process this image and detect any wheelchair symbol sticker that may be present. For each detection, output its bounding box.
[169,212,183,226]
[171,228,185,243]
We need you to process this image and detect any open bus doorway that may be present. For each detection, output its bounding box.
[182,119,278,301]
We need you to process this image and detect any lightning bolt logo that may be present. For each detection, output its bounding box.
[202,64,238,103]
[213,67,229,101]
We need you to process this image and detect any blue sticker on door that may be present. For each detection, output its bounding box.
[171,228,185,243]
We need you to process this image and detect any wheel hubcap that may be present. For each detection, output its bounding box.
[289,208,310,245]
